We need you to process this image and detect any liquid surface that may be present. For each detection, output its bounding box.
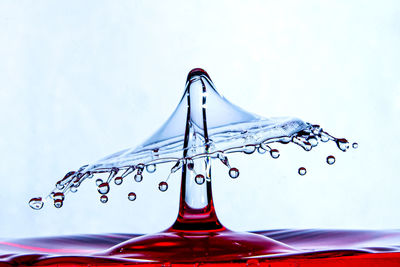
[1,229,400,266]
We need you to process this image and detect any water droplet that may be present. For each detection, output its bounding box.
[54,199,63,208]
[70,187,78,193]
[327,155,336,165]
[55,181,65,190]
[186,158,194,170]
[243,145,256,154]
[217,153,230,167]
[270,149,280,159]
[260,143,271,151]
[146,164,156,173]
[312,125,322,135]
[195,174,205,185]
[128,192,136,201]
[308,136,318,147]
[257,146,266,154]
[159,181,168,192]
[352,142,358,149]
[29,197,44,210]
[136,163,145,173]
[100,195,108,203]
[53,192,65,201]
[114,177,123,185]
[134,174,143,182]
[171,160,183,173]
[336,138,349,152]
[229,167,239,179]
[95,179,103,186]
[97,182,110,194]
[298,167,307,176]
[320,133,330,142]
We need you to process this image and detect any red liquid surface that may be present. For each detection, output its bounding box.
[1,229,400,266]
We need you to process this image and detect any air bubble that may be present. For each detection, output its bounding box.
[146,164,156,173]
[100,195,108,203]
[298,167,307,176]
[95,179,103,186]
[54,199,63,208]
[195,174,205,185]
[114,177,123,185]
[229,167,239,179]
[128,192,137,201]
[270,149,280,159]
[134,174,143,182]
[97,182,110,194]
[29,197,44,210]
[159,181,168,192]
[352,142,358,149]
[327,155,335,165]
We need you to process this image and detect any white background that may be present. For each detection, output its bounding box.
[0,1,399,239]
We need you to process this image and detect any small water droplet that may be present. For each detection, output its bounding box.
[146,164,156,173]
[171,160,183,173]
[257,146,266,154]
[136,163,145,173]
[320,133,330,142]
[186,158,194,170]
[298,167,307,176]
[95,179,103,186]
[97,182,110,194]
[114,177,123,185]
[270,149,280,159]
[128,192,137,201]
[56,181,64,190]
[336,138,350,152]
[243,145,256,154]
[100,195,108,203]
[352,142,358,149]
[308,136,318,147]
[159,181,168,192]
[54,199,63,208]
[195,174,205,185]
[134,174,143,182]
[327,155,336,165]
[229,167,239,178]
[217,153,230,167]
[70,186,78,193]
[53,192,65,201]
[29,197,44,210]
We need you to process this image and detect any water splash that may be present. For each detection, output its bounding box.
[29,69,355,212]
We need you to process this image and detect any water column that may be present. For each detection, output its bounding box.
[171,69,223,231]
